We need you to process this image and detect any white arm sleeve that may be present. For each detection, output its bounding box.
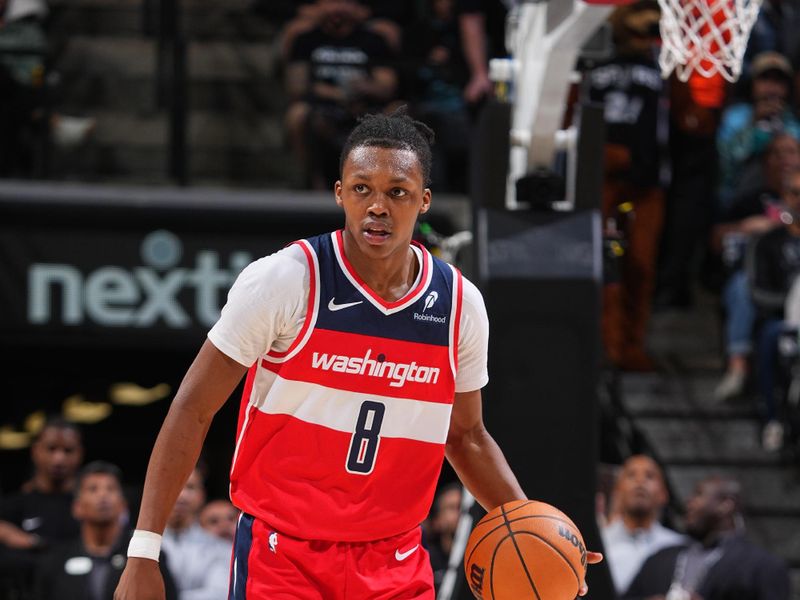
[207,245,308,367]
[455,276,490,393]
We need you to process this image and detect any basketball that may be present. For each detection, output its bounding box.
[463,500,587,600]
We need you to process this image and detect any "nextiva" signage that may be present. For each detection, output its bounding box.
[27,230,252,329]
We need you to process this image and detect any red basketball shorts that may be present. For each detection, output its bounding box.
[229,513,435,599]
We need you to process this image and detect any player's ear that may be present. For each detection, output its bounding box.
[420,189,431,214]
[334,181,344,207]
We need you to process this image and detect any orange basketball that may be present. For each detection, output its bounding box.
[463,500,587,600]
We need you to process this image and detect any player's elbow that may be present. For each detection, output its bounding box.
[445,421,489,459]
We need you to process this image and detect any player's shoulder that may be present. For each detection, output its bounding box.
[427,253,485,311]
[459,272,485,311]
[243,243,309,278]
[428,254,477,292]
[232,243,310,300]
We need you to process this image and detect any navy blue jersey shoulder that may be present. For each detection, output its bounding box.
[304,232,455,347]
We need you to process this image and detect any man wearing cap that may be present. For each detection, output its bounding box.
[717,51,800,210]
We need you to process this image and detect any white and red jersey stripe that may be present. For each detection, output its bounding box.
[227,231,463,541]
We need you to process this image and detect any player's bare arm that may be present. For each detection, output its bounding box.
[446,389,602,596]
[445,389,525,510]
[114,340,247,600]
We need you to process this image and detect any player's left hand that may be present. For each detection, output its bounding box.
[578,551,604,597]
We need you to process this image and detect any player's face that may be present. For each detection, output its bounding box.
[73,473,126,526]
[32,427,83,484]
[336,145,431,263]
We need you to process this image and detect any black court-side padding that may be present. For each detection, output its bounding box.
[457,96,614,599]
[475,209,615,600]
[470,100,511,211]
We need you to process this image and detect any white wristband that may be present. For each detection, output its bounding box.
[127,530,162,561]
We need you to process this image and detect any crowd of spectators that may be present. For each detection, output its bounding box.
[160,465,230,600]
[3,419,790,599]
[0,0,95,177]
[599,455,685,595]
[0,419,233,600]
[710,133,800,403]
[577,0,800,455]
[595,455,791,600]
[261,0,799,456]
[265,0,506,192]
[704,47,800,453]
[421,455,792,599]
[266,2,800,580]
[33,461,178,600]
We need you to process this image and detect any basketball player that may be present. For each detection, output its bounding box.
[114,110,601,599]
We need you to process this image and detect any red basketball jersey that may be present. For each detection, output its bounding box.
[228,231,463,541]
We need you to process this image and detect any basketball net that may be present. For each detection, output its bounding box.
[658,0,763,82]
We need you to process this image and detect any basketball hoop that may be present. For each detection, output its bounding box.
[658,0,763,82]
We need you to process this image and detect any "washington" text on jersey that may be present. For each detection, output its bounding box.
[311,350,440,388]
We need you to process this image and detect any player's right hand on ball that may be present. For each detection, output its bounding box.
[578,551,604,597]
[114,557,165,600]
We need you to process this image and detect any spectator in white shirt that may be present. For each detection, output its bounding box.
[161,466,230,600]
[199,499,237,543]
[601,454,685,595]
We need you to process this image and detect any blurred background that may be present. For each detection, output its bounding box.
[1,0,800,598]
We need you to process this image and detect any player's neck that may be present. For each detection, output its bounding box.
[343,240,419,302]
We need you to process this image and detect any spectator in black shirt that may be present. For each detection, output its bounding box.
[456,0,507,107]
[408,0,471,191]
[748,166,800,450]
[34,461,177,600]
[623,475,790,600]
[0,418,83,595]
[274,0,407,60]
[284,0,398,189]
[0,418,83,549]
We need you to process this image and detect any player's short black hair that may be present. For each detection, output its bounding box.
[339,107,435,186]
[77,460,123,491]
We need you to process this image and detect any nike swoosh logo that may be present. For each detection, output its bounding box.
[395,545,419,561]
[328,298,363,312]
